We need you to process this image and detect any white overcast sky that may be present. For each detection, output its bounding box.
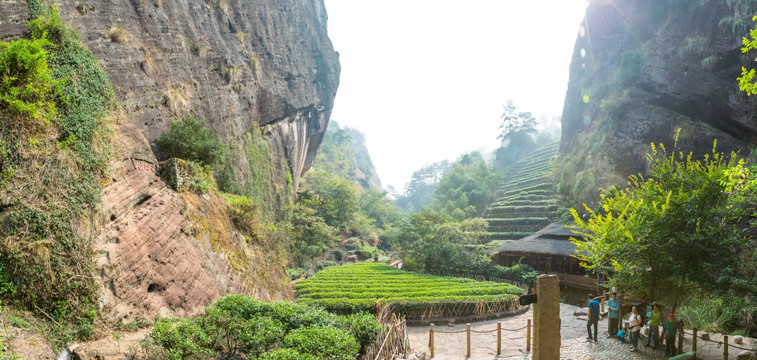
[323,0,588,193]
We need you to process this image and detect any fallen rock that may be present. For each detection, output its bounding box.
[700,332,710,341]
[736,351,757,360]
[734,336,744,344]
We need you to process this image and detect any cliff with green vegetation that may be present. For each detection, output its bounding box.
[0,0,340,350]
[557,0,757,206]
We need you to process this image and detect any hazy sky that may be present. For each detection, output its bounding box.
[323,0,588,193]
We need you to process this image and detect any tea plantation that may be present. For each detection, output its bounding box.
[484,141,559,241]
[296,263,524,319]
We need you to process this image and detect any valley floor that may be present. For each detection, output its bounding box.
[406,303,757,360]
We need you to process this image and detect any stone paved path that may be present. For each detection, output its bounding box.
[407,303,757,360]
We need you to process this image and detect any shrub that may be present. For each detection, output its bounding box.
[344,312,382,348]
[283,326,358,360]
[155,116,226,167]
[143,318,217,360]
[255,348,317,360]
[239,316,285,356]
[316,260,337,271]
[0,37,58,127]
[286,267,305,280]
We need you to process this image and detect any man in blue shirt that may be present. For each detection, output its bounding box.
[607,291,620,338]
[587,294,600,341]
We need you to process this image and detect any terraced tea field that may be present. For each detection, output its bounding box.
[484,141,559,241]
[295,263,523,319]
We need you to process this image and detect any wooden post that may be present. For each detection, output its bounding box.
[601,298,605,313]
[692,328,697,354]
[497,322,502,355]
[724,335,728,360]
[527,318,531,351]
[678,329,683,354]
[466,323,471,357]
[430,323,434,358]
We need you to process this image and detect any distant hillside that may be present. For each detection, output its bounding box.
[483,142,559,241]
[312,122,382,191]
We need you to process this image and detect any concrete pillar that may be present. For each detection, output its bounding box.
[533,274,560,360]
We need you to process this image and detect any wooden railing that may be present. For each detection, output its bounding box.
[362,312,409,360]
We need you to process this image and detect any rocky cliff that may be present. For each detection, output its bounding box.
[0,0,339,321]
[558,0,757,205]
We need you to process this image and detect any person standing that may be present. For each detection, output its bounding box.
[645,304,661,350]
[628,306,642,351]
[607,292,620,338]
[663,313,678,357]
[587,294,600,341]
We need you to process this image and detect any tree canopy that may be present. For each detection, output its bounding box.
[570,135,752,310]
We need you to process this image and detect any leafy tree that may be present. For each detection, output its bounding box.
[300,169,362,233]
[395,160,450,212]
[497,100,537,147]
[494,100,538,169]
[431,152,502,219]
[288,203,339,268]
[359,188,402,230]
[155,116,226,167]
[387,210,491,274]
[570,136,748,310]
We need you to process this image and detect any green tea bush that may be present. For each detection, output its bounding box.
[155,116,226,167]
[343,312,382,348]
[256,348,317,360]
[283,326,358,360]
[143,318,217,360]
[296,263,522,317]
[143,295,378,359]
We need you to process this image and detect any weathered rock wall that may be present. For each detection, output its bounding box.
[0,0,338,319]
[559,0,757,205]
[50,0,339,189]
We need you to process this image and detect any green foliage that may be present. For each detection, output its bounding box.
[144,295,375,359]
[359,188,402,230]
[497,100,537,146]
[314,122,380,191]
[570,135,750,310]
[288,203,339,268]
[738,16,757,95]
[395,160,449,212]
[256,348,317,360]
[385,210,492,274]
[430,152,502,219]
[0,37,57,126]
[0,2,112,346]
[488,263,539,285]
[286,267,306,280]
[301,169,362,231]
[243,127,277,219]
[156,116,226,167]
[343,312,382,349]
[296,263,523,317]
[283,326,358,360]
[618,50,643,84]
[143,318,217,360]
[677,295,757,336]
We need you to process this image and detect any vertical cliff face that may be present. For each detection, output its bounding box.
[0,0,339,320]
[52,0,339,189]
[558,0,757,205]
